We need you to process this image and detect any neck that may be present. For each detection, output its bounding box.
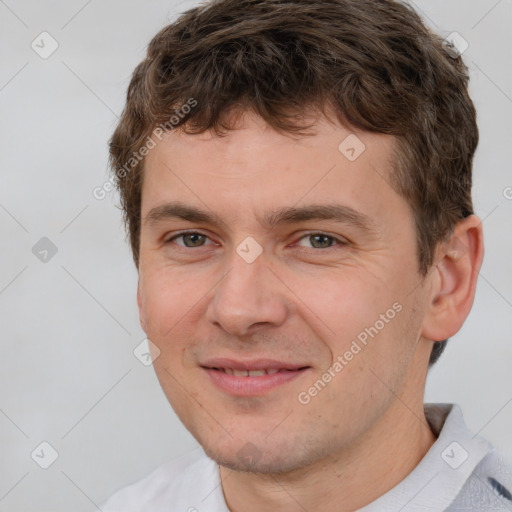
[220,383,436,511]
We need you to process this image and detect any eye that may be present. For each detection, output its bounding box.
[164,231,346,250]
[296,233,346,249]
[166,231,214,248]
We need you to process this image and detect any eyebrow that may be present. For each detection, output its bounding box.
[144,201,377,233]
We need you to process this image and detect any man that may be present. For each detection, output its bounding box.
[102,0,512,510]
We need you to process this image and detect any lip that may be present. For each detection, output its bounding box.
[201,358,310,396]
[201,358,308,372]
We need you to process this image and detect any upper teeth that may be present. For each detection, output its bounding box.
[222,368,280,376]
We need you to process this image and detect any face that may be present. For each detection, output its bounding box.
[137,110,434,473]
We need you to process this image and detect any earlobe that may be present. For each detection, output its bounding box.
[421,215,484,341]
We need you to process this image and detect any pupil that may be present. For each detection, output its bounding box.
[311,235,331,248]
[185,234,204,247]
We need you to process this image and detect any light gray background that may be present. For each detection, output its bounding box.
[0,1,511,510]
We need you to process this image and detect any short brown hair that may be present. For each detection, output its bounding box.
[109,0,478,365]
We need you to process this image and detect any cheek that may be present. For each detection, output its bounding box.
[291,269,395,349]
[140,267,207,342]
[292,267,417,397]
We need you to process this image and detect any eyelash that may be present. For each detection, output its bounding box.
[164,230,348,250]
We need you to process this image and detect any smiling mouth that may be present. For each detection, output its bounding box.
[200,358,311,395]
[209,367,309,377]
[202,364,311,396]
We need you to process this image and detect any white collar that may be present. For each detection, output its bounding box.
[358,403,492,511]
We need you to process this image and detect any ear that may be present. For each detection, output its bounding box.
[137,276,148,333]
[421,215,484,341]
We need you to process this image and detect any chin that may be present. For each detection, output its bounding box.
[197,434,326,475]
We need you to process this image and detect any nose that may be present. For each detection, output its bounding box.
[205,252,288,337]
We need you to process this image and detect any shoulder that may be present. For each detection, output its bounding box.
[448,449,512,511]
[101,448,221,511]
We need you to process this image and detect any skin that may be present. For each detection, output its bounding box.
[137,109,484,511]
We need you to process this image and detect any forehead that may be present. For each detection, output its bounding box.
[147,110,394,172]
[140,110,406,231]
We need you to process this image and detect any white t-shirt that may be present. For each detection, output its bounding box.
[101,404,512,511]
